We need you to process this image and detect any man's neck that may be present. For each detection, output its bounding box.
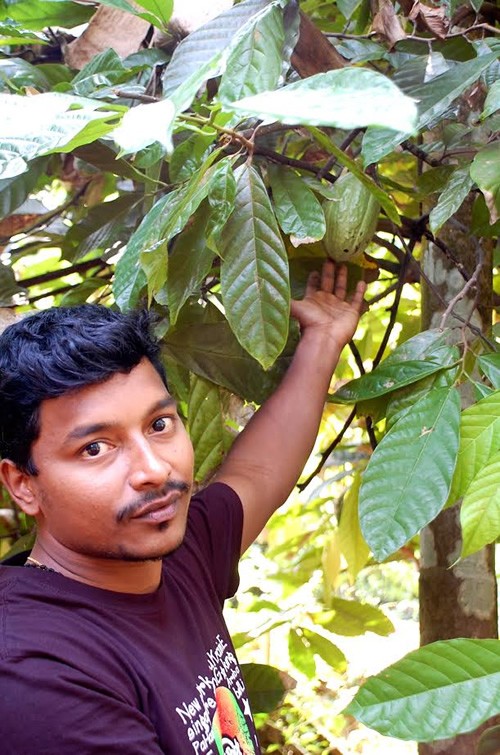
[29,541,163,594]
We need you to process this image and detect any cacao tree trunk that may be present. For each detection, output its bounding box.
[419,198,498,755]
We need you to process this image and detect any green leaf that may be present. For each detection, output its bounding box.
[167,209,214,325]
[114,154,224,308]
[482,80,500,120]
[362,52,498,166]
[345,638,500,742]
[0,157,47,221]
[359,386,461,561]
[470,142,500,225]
[189,374,232,483]
[460,451,500,558]
[449,390,500,502]
[478,354,500,389]
[0,93,122,179]
[314,598,394,637]
[218,4,284,103]
[301,628,347,673]
[429,165,474,234]
[231,68,417,132]
[240,663,287,714]
[169,131,216,184]
[219,164,290,369]
[338,472,370,581]
[206,158,237,252]
[162,0,271,97]
[71,48,129,95]
[163,303,296,404]
[386,351,459,431]
[5,0,93,30]
[268,165,326,245]
[0,20,48,45]
[288,628,316,678]
[133,0,172,27]
[331,359,447,404]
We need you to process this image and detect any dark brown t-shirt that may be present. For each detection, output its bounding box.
[0,482,261,754]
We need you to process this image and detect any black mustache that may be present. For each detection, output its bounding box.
[116,480,190,523]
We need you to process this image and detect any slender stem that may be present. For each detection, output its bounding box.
[297,407,357,492]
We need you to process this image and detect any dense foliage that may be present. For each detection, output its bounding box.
[0,0,499,750]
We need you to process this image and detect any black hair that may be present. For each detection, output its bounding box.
[0,304,166,473]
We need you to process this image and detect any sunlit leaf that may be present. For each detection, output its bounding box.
[288,628,316,678]
[301,628,347,673]
[219,163,290,369]
[346,638,500,742]
[449,390,500,502]
[0,93,122,179]
[314,598,394,637]
[338,472,370,581]
[359,386,461,561]
[5,0,93,30]
[111,99,176,156]
[231,68,417,132]
[460,451,500,558]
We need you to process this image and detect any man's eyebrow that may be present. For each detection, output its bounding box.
[64,397,176,443]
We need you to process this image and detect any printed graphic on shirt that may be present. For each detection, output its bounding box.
[212,686,254,754]
[175,633,258,754]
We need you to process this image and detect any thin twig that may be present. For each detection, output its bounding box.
[19,259,110,288]
[439,248,484,330]
[297,407,357,492]
[372,245,412,369]
[401,140,441,168]
[349,340,366,375]
[113,89,159,103]
[252,145,337,184]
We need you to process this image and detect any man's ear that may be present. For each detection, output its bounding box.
[0,459,41,516]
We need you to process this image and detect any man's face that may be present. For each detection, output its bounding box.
[26,358,194,561]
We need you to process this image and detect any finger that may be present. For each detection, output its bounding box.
[321,259,335,293]
[305,270,321,298]
[333,263,348,301]
[350,280,367,312]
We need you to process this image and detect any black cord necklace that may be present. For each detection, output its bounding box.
[24,556,59,574]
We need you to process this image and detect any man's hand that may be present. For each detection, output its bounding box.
[290,260,366,352]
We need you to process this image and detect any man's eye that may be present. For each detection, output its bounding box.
[83,441,102,457]
[152,417,173,432]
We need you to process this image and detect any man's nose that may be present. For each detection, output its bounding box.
[128,438,171,490]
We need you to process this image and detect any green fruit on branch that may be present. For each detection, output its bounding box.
[323,172,380,264]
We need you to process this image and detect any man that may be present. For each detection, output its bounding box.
[0,261,365,754]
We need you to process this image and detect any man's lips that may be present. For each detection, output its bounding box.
[131,492,181,523]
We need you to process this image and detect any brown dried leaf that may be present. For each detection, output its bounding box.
[373,0,406,48]
[408,1,449,38]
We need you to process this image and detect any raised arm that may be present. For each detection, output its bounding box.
[215,260,366,553]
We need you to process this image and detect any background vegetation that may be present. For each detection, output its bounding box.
[0,0,499,752]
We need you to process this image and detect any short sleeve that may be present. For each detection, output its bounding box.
[184,482,244,603]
